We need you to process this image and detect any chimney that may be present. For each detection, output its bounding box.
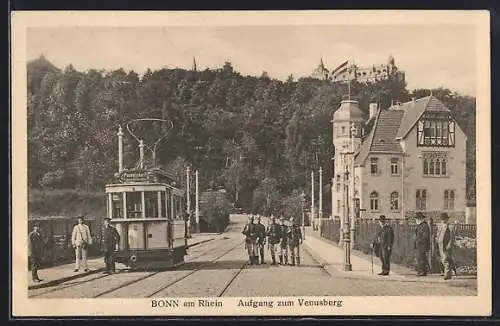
[369,103,378,120]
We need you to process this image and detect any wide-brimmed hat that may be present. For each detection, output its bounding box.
[440,212,450,220]
[33,222,40,227]
[104,217,111,222]
[378,215,387,221]
[76,215,85,220]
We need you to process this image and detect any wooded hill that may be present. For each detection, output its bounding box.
[27,56,476,216]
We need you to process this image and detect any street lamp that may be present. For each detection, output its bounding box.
[342,161,352,271]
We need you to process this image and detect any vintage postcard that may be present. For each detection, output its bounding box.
[11,10,491,317]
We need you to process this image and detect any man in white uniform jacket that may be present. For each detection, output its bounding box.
[71,216,93,272]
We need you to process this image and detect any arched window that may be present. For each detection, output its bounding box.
[444,190,449,209]
[449,190,455,210]
[390,191,399,211]
[370,191,379,211]
[423,158,429,175]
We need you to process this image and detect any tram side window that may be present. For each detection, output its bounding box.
[112,194,122,219]
[145,192,159,218]
[126,192,142,218]
[160,191,167,218]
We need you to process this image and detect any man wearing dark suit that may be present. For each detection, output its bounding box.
[101,218,121,274]
[370,215,394,275]
[28,223,45,282]
[414,212,431,276]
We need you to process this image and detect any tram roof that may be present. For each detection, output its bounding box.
[105,182,184,196]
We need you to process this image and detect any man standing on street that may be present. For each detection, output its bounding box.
[436,212,456,280]
[255,215,266,264]
[278,217,289,265]
[370,215,394,275]
[71,215,93,272]
[242,215,257,264]
[101,218,120,274]
[287,216,303,266]
[414,212,431,276]
[28,223,45,282]
[266,215,281,265]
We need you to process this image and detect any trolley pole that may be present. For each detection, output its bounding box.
[186,166,191,238]
[195,170,200,233]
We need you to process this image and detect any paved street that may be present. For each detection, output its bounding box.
[28,215,476,298]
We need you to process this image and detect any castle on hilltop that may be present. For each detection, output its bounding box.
[314,55,406,84]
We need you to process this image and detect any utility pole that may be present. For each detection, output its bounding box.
[186,166,191,237]
[311,171,315,231]
[319,166,323,220]
[139,140,144,169]
[301,191,306,240]
[195,170,200,233]
[117,126,124,173]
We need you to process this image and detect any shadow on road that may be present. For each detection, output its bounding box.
[119,260,320,272]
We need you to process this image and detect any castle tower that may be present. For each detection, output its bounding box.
[331,100,364,228]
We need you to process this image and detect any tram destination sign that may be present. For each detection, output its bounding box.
[117,170,158,183]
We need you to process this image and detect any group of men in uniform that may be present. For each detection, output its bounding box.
[242,214,303,266]
[370,211,457,280]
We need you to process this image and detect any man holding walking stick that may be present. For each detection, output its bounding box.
[370,215,394,276]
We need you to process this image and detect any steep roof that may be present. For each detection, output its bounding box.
[354,108,404,166]
[353,95,451,166]
[333,100,365,122]
[395,96,450,139]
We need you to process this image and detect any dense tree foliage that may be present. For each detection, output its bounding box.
[27,56,477,215]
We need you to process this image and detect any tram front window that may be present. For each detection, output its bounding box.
[145,192,159,218]
[112,194,122,219]
[160,191,167,218]
[126,192,142,218]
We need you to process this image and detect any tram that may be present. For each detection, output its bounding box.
[105,120,187,269]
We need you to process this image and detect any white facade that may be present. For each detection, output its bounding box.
[331,96,467,221]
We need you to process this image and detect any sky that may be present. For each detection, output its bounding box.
[26,25,477,96]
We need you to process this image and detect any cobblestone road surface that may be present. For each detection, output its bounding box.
[29,216,476,298]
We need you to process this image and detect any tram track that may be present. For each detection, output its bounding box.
[93,239,245,298]
[29,237,233,298]
[217,260,247,297]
